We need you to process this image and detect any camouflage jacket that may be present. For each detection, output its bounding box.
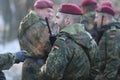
[0,53,15,70]
[95,22,120,80]
[39,23,97,80]
[18,10,51,58]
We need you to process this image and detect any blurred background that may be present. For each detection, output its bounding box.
[0,0,119,80]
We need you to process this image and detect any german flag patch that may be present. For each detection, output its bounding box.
[53,45,60,50]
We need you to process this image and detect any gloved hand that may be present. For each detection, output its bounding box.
[15,50,27,63]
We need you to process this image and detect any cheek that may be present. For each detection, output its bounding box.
[95,17,100,25]
[56,18,62,25]
[48,12,53,18]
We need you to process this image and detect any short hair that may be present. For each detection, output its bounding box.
[82,4,96,11]
[61,13,81,23]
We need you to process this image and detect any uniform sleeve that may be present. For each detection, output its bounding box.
[39,39,69,80]
[0,53,15,70]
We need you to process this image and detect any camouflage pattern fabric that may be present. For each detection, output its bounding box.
[82,11,96,24]
[39,23,97,80]
[22,58,45,80]
[18,10,51,80]
[81,11,98,43]
[0,53,15,70]
[0,71,6,80]
[18,10,51,58]
[95,22,120,80]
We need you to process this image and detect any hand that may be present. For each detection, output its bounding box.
[37,59,45,67]
[15,50,27,63]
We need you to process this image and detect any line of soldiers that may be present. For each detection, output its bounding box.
[0,0,120,80]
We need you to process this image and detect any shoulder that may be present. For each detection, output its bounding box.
[54,34,68,46]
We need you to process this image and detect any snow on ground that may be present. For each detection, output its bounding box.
[0,39,22,80]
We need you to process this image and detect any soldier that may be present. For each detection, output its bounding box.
[80,0,98,43]
[39,3,97,80]
[94,1,120,80]
[0,50,26,79]
[18,0,55,80]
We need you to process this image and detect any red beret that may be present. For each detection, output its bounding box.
[101,0,112,7]
[80,0,97,6]
[34,0,54,9]
[96,5,115,16]
[59,3,83,15]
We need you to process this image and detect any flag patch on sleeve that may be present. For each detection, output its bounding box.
[53,45,60,49]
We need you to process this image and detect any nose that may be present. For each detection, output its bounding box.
[94,16,97,23]
[48,13,54,20]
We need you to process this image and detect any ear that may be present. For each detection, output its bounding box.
[65,17,71,25]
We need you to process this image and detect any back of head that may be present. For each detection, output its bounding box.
[34,0,54,9]
[80,0,97,14]
[96,1,115,16]
[18,11,51,57]
[80,0,97,7]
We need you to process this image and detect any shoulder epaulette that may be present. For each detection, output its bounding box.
[58,34,68,41]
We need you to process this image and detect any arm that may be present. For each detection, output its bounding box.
[0,50,27,70]
[0,53,15,70]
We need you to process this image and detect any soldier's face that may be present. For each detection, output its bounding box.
[55,12,63,25]
[37,8,54,20]
[55,12,65,30]
[45,8,55,20]
[94,12,103,28]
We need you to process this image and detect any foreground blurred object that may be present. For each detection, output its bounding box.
[0,71,6,80]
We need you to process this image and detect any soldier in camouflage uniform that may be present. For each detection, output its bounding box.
[38,3,97,80]
[0,51,26,79]
[94,1,120,80]
[18,0,55,80]
[80,0,98,43]
[79,0,100,79]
